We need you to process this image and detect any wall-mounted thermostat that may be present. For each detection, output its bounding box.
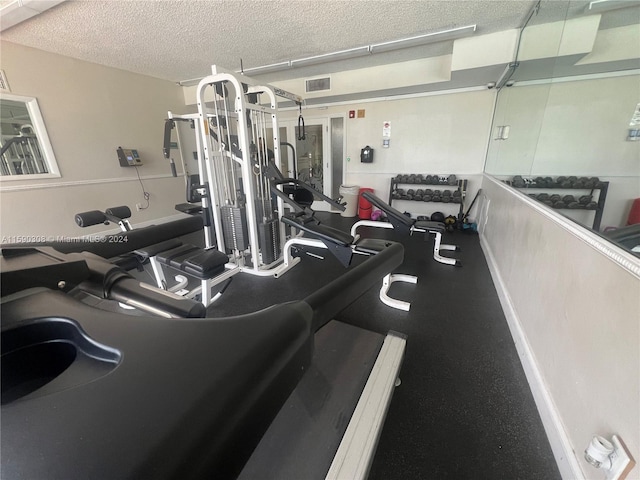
[117,147,143,167]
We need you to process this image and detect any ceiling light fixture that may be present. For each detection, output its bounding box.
[369,24,477,54]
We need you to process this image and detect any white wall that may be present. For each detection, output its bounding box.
[479,175,639,480]
[278,88,496,218]
[0,41,188,238]
[485,73,640,229]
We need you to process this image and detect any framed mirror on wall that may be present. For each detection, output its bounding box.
[485,0,640,256]
[0,93,60,180]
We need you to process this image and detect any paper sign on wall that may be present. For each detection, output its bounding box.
[382,121,391,138]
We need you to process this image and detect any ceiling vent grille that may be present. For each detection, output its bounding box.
[306,77,331,93]
[0,70,10,92]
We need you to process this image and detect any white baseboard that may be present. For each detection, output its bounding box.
[479,234,586,480]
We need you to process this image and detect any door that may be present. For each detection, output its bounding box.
[270,117,344,212]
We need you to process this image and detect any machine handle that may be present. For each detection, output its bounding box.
[108,276,206,318]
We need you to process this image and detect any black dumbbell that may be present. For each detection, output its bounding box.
[553,201,566,209]
[432,195,442,202]
[442,195,451,203]
[537,193,550,201]
[424,189,433,196]
[586,202,598,209]
[563,194,575,203]
[447,174,457,185]
[416,174,424,183]
[550,194,561,202]
[407,189,415,196]
[416,189,424,196]
[579,195,592,205]
[512,175,526,188]
[423,195,432,202]
[407,174,416,184]
[415,194,423,201]
[568,201,580,209]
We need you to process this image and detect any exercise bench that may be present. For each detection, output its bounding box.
[75,206,238,307]
[351,191,461,267]
[275,214,417,311]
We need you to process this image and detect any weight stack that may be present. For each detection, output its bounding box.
[257,219,280,265]
[221,205,249,252]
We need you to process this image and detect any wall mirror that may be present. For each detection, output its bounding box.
[485,0,640,256]
[0,93,60,179]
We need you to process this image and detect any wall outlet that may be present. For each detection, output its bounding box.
[136,203,143,211]
[606,436,635,480]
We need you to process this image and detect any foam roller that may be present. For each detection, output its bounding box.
[75,210,107,228]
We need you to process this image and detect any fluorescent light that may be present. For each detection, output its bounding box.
[370,25,477,54]
[588,0,639,13]
[290,46,371,68]
[240,61,291,75]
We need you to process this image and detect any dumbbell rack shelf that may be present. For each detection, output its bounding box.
[506,179,609,230]
[389,175,468,206]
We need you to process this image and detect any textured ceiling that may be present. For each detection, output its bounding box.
[1,0,636,84]
[2,0,541,82]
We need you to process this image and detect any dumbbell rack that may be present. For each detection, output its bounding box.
[389,174,467,210]
[507,178,609,230]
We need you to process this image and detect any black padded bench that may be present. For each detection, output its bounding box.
[135,240,232,306]
[156,244,228,279]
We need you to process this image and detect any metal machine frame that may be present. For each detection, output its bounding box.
[171,65,304,277]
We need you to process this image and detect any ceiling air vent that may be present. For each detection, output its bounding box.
[305,77,331,93]
[0,70,10,92]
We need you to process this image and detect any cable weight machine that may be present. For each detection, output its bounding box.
[166,65,304,276]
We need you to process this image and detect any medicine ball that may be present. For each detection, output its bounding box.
[431,211,445,222]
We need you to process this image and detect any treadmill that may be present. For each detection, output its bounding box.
[1,242,407,479]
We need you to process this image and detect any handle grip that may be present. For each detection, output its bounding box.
[108,277,206,318]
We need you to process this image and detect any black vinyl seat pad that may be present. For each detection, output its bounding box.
[156,244,228,279]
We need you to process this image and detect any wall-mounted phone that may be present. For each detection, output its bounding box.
[117,147,143,167]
